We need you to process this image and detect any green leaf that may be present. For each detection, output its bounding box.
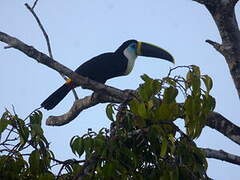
[152,80,162,95]
[138,81,153,101]
[70,135,79,148]
[76,138,84,157]
[155,102,179,121]
[134,116,146,128]
[186,71,192,82]
[129,99,139,115]
[138,103,147,118]
[191,65,201,77]
[130,99,147,118]
[31,123,43,137]
[163,87,178,104]
[29,150,40,175]
[139,75,161,101]
[170,168,179,180]
[201,75,213,92]
[83,137,93,158]
[40,135,50,148]
[141,74,152,82]
[155,104,170,121]
[30,111,42,125]
[103,162,115,178]
[17,118,29,144]
[160,137,168,158]
[106,104,115,121]
[71,137,84,157]
[94,135,105,152]
[203,94,216,112]
[192,76,201,96]
[149,125,164,137]
[184,96,194,118]
[39,173,55,180]
[164,77,177,87]
[0,116,8,134]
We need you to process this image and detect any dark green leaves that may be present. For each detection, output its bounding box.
[163,87,178,104]
[70,136,84,157]
[0,65,215,180]
[99,66,214,179]
[139,74,161,101]
[0,109,54,179]
[202,75,213,93]
[29,150,41,175]
[106,104,115,121]
[183,66,215,138]
[160,137,168,158]
[0,112,9,134]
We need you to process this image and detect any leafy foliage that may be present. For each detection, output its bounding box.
[69,65,215,179]
[0,65,215,179]
[0,110,55,180]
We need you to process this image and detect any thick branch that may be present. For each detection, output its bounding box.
[195,0,240,98]
[46,93,122,126]
[0,31,127,102]
[2,31,240,149]
[202,148,240,166]
[206,112,240,145]
[47,89,240,147]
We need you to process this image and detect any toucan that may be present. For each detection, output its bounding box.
[41,40,174,110]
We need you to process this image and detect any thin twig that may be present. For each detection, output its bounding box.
[206,39,224,54]
[167,65,191,77]
[32,0,39,10]
[56,164,65,180]
[51,157,86,165]
[4,45,13,49]
[25,3,53,58]
[25,3,79,100]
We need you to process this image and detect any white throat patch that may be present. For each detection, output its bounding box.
[123,48,137,75]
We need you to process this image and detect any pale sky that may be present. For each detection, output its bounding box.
[1,0,240,179]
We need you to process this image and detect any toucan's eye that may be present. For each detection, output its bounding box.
[130,43,137,50]
[131,43,137,49]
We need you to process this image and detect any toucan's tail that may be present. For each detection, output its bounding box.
[41,83,72,110]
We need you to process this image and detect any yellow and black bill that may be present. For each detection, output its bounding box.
[137,41,175,63]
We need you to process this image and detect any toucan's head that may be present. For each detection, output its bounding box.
[115,39,174,75]
[115,39,175,63]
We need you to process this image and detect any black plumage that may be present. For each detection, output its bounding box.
[75,53,127,84]
[41,39,174,110]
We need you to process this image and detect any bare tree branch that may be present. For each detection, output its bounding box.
[46,93,123,126]
[1,31,240,153]
[24,3,53,58]
[195,0,240,98]
[25,2,79,100]
[32,0,39,10]
[205,39,224,54]
[206,112,240,145]
[202,148,240,166]
[0,31,128,103]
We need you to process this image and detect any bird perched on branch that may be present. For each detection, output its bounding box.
[41,40,174,110]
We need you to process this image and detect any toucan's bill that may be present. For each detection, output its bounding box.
[137,41,175,63]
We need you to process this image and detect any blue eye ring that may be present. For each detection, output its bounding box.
[130,43,137,49]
